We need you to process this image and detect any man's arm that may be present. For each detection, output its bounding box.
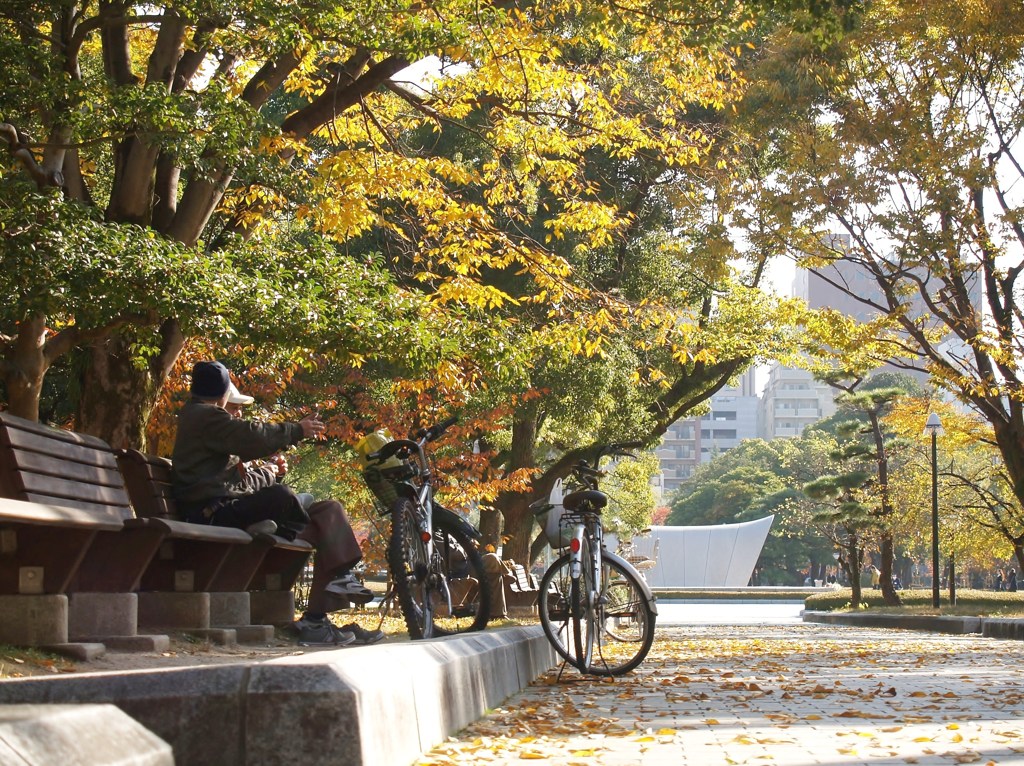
[204,407,304,461]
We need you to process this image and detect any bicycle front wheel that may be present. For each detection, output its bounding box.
[538,547,596,672]
[591,558,656,676]
[430,519,491,636]
[387,497,433,639]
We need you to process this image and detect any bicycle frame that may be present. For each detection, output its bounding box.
[569,514,603,609]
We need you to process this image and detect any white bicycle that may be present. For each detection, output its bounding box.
[533,444,658,675]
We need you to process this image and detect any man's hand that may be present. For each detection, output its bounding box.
[299,414,326,440]
[269,454,289,476]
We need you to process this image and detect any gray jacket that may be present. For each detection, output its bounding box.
[171,400,304,505]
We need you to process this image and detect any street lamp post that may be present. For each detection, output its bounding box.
[924,413,944,609]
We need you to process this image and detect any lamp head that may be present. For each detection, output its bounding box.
[923,412,944,436]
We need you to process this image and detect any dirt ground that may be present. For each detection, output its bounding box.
[0,611,410,679]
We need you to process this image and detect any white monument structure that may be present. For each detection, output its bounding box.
[628,516,774,588]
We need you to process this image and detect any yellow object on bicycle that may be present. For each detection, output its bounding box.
[354,429,404,470]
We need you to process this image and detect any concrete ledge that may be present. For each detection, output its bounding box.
[0,703,172,765]
[0,625,556,766]
[981,618,1024,640]
[804,610,988,635]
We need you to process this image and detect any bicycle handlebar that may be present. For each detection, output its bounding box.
[367,416,459,465]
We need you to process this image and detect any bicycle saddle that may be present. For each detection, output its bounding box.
[562,489,607,513]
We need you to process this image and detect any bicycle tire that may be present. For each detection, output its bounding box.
[538,550,595,671]
[387,496,434,639]
[572,534,596,670]
[590,558,656,676]
[430,519,491,636]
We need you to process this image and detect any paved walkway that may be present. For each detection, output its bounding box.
[417,623,1024,765]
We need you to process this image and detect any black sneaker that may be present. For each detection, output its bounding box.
[297,618,356,647]
[341,622,385,645]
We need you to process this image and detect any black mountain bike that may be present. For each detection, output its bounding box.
[361,417,490,639]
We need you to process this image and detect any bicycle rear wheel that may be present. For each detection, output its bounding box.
[387,497,433,639]
[430,519,491,636]
[590,558,656,676]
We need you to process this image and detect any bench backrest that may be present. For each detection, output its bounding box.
[116,448,178,520]
[504,561,537,592]
[0,412,133,520]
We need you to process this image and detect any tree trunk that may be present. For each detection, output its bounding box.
[77,320,183,449]
[478,506,503,552]
[492,408,540,563]
[3,315,49,422]
[878,533,902,606]
[498,494,538,565]
[846,538,863,608]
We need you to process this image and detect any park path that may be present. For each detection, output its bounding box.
[418,624,1024,765]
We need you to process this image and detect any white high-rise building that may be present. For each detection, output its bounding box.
[654,368,759,498]
[757,364,837,439]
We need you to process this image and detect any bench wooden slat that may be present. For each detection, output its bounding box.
[503,561,540,609]
[19,472,132,510]
[1,423,121,469]
[5,448,125,487]
[0,496,124,531]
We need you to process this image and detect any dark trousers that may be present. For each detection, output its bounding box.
[210,487,362,616]
[209,484,308,528]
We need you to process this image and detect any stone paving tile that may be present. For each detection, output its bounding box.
[418,624,1024,766]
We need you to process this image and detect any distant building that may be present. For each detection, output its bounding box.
[756,364,837,439]
[654,368,759,498]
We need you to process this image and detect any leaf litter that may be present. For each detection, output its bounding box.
[416,624,1024,765]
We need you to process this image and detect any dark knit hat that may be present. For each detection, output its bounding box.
[191,361,231,398]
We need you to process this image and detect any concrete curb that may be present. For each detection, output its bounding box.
[802,610,1024,637]
[0,703,173,765]
[0,625,555,766]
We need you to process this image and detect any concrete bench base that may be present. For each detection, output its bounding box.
[0,703,172,765]
[0,625,556,766]
[210,591,250,626]
[249,590,295,625]
[138,591,210,630]
[69,592,138,640]
[0,594,68,645]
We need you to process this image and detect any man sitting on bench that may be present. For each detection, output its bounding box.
[171,360,382,647]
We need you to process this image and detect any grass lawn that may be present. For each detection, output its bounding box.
[805,587,1024,617]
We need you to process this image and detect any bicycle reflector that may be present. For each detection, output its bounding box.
[569,538,581,553]
[421,530,432,543]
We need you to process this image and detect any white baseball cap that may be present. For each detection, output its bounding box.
[227,383,255,406]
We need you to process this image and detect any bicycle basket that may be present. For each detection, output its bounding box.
[362,464,414,508]
[354,429,413,509]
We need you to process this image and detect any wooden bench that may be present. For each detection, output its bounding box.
[503,561,540,611]
[0,412,270,643]
[116,448,313,623]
